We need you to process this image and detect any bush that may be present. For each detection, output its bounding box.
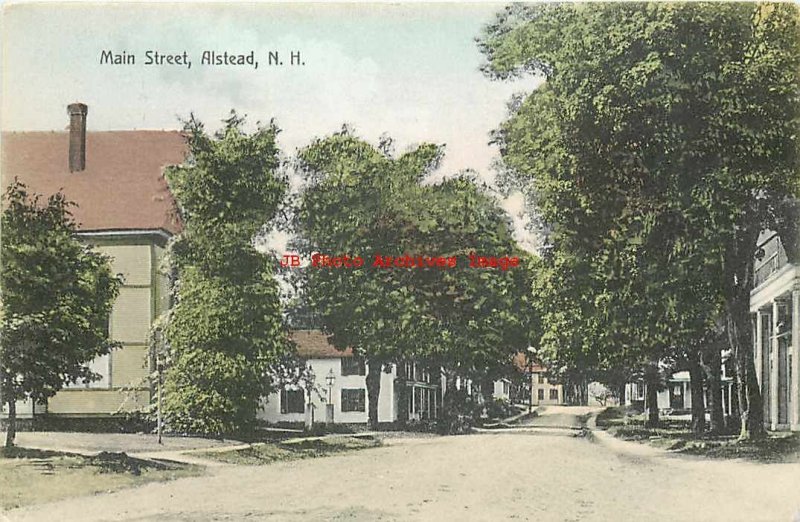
[485,398,513,420]
[437,390,482,435]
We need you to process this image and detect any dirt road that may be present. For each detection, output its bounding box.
[5,407,800,522]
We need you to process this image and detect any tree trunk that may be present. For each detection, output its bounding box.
[618,383,626,406]
[729,366,741,429]
[728,296,766,440]
[580,377,589,406]
[366,358,382,430]
[5,397,16,448]
[481,374,494,417]
[688,353,706,436]
[704,347,725,434]
[645,372,659,427]
[480,374,494,409]
[441,368,455,398]
[726,229,766,440]
[395,361,408,427]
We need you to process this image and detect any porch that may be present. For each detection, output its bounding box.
[750,234,800,431]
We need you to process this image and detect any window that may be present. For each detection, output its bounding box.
[87,353,111,388]
[280,388,305,414]
[341,388,366,412]
[341,357,366,376]
[549,389,559,401]
[68,353,111,389]
[537,389,544,401]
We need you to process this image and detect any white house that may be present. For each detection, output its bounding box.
[625,368,735,416]
[750,231,799,431]
[260,330,441,426]
[655,370,735,416]
[493,378,512,402]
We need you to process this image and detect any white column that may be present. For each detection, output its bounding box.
[771,300,781,429]
[792,289,800,430]
[755,312,764,387]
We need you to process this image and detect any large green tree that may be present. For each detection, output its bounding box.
[297,130,533,428]
[163,113,290,436]
[1,180,120,447]
[296,131,439,428]
[480,3,800,438]
[412,175,533,403]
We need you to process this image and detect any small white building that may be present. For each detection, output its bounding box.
[656,371,735,416]
[259,330,441,426]
[625,368,735,416]
[493,378,512,402]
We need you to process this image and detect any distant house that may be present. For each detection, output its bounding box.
[625,366,735,417]
[511,353,563,406]
[493,378,512,402]
[657,371,734,416]
[625,381,647,410]
[1,103,185,420]
[530,365,563,406]
[750,231,799,431]
[260,330,442,425]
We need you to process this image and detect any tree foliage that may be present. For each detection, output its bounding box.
[1,180,120,446]
[480,3,800,434]
[296,129,534,427]
[163,113,290,436]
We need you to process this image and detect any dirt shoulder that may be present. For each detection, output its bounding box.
[0,446,201,511]
[8,431,243,455]
[6,429,800,522]
[595,406,800,463]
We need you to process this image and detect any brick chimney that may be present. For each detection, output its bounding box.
[67,103,88,172]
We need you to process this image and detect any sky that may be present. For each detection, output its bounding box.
[2,2,543,250]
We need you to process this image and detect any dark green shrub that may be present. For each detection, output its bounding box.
[437,389,481,435]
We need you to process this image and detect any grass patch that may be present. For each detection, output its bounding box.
[0,446,201,510]
[597,407,800,461]
[678,433,800,462]
[200,435,381,465]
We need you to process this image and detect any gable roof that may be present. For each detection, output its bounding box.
[291,330,354,359]
[2,131,186,234]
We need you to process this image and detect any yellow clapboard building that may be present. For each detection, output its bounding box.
[2,103,185,421]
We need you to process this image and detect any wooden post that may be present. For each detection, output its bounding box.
[771,300,780,429]
[792,289,800,429]
[157,352,163,445]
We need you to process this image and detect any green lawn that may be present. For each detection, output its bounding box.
[597,407,800,462]
[200,435,381,465]
[0,447,202,510]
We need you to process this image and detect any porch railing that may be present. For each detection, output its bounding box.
[754,234,788,288]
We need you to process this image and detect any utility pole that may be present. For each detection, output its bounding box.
[155,329,163,445]
[529,363,533,414]
[527,346,536,414]
[157,355,163,445]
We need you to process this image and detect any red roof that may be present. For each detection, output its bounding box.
[291,330,354,359]
[2,131,186,234]
[513,352,546,373]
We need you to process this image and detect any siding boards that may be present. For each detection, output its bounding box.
[47,238,163,416]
